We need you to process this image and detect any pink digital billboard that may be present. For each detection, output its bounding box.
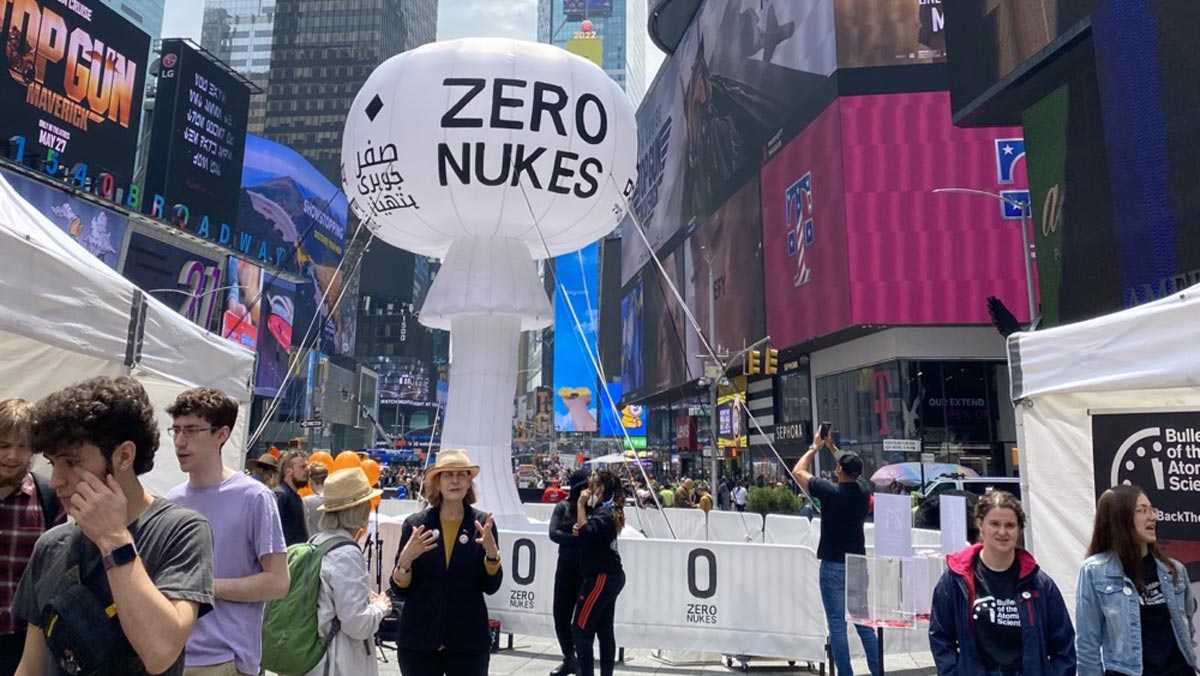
[762,92,1030,347]
[761,101,853,348]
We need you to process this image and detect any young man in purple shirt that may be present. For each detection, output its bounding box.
[165,389,289,676]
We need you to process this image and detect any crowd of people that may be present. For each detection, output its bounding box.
[0,377,1195,676]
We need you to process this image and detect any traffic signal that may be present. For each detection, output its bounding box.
[765,348,779,375]
[746,350,761,375]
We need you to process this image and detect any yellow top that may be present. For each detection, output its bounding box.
[395,514,501,589]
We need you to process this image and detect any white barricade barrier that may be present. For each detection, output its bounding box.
[378,499,421,519]
[763,513,816,548]
[523,502,554,522]
[627,506,671,539]
[706,510,763,543]
[368,518,932,662]
[664,508,707,541]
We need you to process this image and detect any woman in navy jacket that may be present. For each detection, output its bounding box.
[929,491,1076,676]
[390,450,502,676]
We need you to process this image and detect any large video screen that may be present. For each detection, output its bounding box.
[761,100,853,348]
[1,169,127,269]
[239,134,351,356]
[144,38,251,232]
[0,0,149,182]
[598,382,646,438]
[121,231,224,333]
[764,92,1030,347]
[834,0,946,68]
[622,0,837,284]
[563,0,612,21]
[255,274,296,397]
[553,243,600,433]
[944,0,1101,119]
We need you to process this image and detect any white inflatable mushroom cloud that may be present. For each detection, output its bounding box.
[341,38,637,523]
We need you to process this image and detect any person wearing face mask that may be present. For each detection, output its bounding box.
[572,469,626,676]
[547,469,592,676]
[1075,485,1197,676]
[929,490,1076,676]
[390,450,501,676]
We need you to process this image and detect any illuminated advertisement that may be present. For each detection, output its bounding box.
[763,92,1030,347]
[834,0,946,68]
[366,356,433,406]
[598,382,646,439]
[944,0,1101,119]
[223,256,262,351]
[0,0,150,182]
[255,275,295,397]
[619,279,643,395]
[239,134,351,356]
[554,243,600,432]
[622,0,837,284]
[685,175,766,375]
[717,392,747,450]
[143,38,251,234]
[120,232,224,333]
[564,0,612,20]
[1,168,127,269]
[760,100,853,347]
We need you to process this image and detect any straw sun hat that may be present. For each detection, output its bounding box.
[318,467,384,512]
[424,449,480,484]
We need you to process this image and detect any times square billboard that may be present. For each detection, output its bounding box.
[761,91,1032,348]
[1,0,150,183]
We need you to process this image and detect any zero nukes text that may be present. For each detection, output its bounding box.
[437,77,608,199]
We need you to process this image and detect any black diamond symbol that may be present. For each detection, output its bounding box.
[365,95,383,121]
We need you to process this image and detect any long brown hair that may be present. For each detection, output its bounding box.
[1086,485,1176,592]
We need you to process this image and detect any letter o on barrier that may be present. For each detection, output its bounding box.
[513,538,537,585]
[687,549,717,599]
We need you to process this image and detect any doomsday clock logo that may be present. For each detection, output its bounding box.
[1108,427,1168,491]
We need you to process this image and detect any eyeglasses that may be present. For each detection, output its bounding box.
[168,426,215,439]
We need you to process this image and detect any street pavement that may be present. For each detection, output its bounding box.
[363,634,938,675]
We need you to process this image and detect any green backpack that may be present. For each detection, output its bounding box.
[261,534,359,676]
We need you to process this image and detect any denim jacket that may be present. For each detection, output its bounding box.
[929,544,1077,676]
[1074,551,1197,676]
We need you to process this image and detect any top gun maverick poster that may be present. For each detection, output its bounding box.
[2,0,150,183]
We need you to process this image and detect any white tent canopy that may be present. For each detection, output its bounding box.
[0,175,256,496]
[1008,284,1200,626]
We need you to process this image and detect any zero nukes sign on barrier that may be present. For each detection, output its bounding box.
[1,0,150,182]
[340,39,637,260]
[1092,411,1200,577]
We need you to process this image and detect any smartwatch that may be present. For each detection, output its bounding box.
[102,542,138,571]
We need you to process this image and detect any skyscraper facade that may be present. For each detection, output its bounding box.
[201,0,276,133]
[537,0,646,106]
[264,0,437,183]
[98,0,165,42]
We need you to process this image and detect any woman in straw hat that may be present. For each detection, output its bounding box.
[390,449,502,676]
[304,467,391,676]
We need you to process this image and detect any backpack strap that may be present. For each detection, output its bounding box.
[31,473,60,530]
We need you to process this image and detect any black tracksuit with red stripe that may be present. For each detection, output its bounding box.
[573,502,625,676]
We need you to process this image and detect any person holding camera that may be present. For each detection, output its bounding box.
[12,377,215,676]
[791,425,879,676]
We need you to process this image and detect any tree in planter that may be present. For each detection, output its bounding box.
[745,485,800,516]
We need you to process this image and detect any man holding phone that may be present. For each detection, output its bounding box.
[791,424,880,676]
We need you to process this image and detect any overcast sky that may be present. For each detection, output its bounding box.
[160,0,662,86]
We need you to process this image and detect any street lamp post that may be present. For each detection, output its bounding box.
[932,188,1037,324]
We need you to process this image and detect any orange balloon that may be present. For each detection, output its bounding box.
[361,459,382,486]
[268,446,281,458]
[333,450,361,472]
[308,450,335,472]
[371,495,381,511]
[298,485,314,498]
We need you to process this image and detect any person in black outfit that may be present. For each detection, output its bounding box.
[791,432,879,676]
[390,450,502,676]
[548,469,592,676]
[273,450,309,545]
[572,469,625,676]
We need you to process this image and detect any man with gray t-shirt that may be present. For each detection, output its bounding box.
[166,388,289,676]
[11,377,214,676]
